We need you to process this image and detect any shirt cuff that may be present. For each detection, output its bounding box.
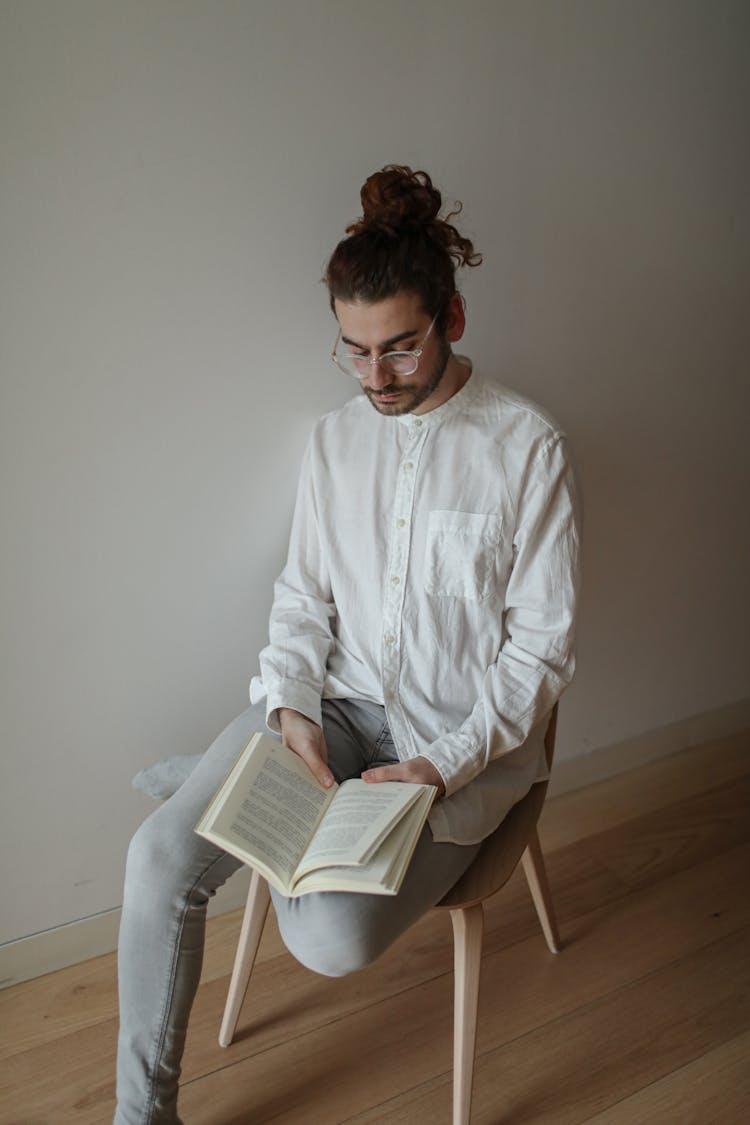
[263,680,324,733]
[420,737,485,798]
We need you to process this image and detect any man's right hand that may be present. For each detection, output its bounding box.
[277,708,334,789]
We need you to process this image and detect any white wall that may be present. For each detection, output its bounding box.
[1,1,748,955]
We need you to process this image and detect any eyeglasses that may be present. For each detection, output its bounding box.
[331,314,438,380]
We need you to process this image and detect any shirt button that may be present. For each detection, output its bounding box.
[397,518,406,528]
[404,461,413,470]
[391,576,400,586]
[384,633,395,644]
[413,419,423,428]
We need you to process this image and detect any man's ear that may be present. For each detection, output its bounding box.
[444,292,466,343]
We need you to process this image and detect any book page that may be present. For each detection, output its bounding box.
[291,787,435,897]
[196,735,333,889]
[294,780,422,879]
[292,804,415,896]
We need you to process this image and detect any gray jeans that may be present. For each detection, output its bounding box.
[114,698,480,1124]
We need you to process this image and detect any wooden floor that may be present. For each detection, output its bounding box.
[1,729,749,1124]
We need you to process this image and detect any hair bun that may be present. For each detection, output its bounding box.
[328,165,482,310]
[354,165,442,234]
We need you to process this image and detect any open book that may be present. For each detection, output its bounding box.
[195,733,436,897]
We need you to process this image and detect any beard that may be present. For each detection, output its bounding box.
[363,337,452,416]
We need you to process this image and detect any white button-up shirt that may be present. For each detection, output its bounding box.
[251,362,581,843]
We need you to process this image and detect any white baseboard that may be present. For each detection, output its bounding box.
[2,698,748,990]
[548,697,750,797]
[0,866,252,991]
[0,908,123,991]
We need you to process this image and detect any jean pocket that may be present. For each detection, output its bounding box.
[423,510,503,600]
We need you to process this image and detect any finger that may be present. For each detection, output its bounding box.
[302,728,329,769]
[280,714,332,785]
[361,764,405,784]
[293,742,334,788]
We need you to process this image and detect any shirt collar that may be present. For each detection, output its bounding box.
[394,357,480,430]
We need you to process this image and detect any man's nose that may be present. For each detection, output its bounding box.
[365,358,391,389]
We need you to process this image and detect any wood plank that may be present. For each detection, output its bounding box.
[469,925,750,1125]
[532,771,750,921]
[346,927,750,1125]
[478,768,750,965]
[540,728,750,852]
[0,951,119,1064]
[7,832,745,1125]
[176,845,750,1123]
[582,772,750,891]
[0,907,286,1063]
[580,1027,750,1124]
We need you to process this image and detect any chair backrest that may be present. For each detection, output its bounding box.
[437,704,558,910]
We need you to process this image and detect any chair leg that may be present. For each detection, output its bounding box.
[520,827,561,954]
[450,902,484,1125]
[218,871,271,1047]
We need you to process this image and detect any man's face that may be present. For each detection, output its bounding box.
[333,291,466,417]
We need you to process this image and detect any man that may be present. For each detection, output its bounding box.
[115,165,581,1124]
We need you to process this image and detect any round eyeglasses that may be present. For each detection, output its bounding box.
[331,314,438,380]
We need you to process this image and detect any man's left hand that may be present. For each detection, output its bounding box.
[362,756,445,798]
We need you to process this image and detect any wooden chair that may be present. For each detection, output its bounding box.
[219,705,560,1125]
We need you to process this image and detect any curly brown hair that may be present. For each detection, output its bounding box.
[325,165,482,329]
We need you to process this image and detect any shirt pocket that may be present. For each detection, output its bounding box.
[423,510,504,601]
